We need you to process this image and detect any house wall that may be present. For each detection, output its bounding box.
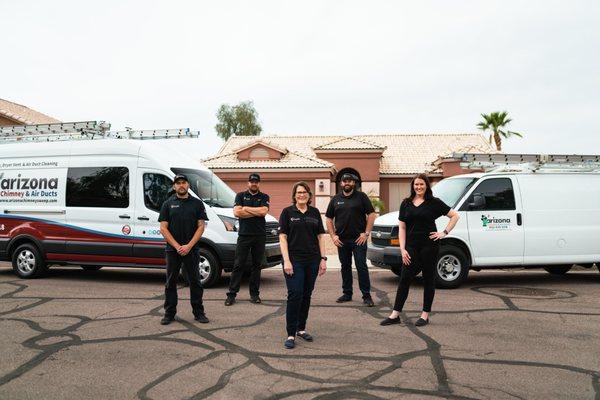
[213,170,331,218]
[237,145,282,160]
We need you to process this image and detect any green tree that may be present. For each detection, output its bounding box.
[477,111,523,151]
[215,101,262,140]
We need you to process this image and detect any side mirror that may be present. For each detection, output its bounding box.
[468,193,485,210]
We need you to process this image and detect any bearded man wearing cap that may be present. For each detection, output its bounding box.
[225,173,270,306]
[158,174,210,325]
[325,173,377,307]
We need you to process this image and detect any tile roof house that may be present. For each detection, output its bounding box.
[205,133,495,217]
[0,98,60,126]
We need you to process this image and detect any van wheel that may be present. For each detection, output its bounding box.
[436,246,469,289]
[12,243,47,279]
[81,265,103,271]
[544,265,572,275]
[198,248,222,288]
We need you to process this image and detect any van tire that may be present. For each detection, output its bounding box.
[198,247,221,288]
[435,246,469,289]
[81,265,103,271]
[12,243,48,279]
[544,265,572,275]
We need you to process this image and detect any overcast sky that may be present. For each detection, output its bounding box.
[2,1,599,158]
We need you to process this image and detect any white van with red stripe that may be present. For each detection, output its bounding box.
[0,123,282,286]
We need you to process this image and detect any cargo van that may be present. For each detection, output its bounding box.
[368,161,600,288]
[0,122,282,286]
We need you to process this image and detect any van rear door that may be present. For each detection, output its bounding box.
[460,176,524,266]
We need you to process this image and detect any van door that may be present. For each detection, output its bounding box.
[131,170,171,262]
[460,176,524,266]
[64,166,135,262]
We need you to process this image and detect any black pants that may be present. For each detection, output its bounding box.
[285,259,319,337]
[393,238,439,313]
[164,249,204,318]
[227,234,266,297]
[338,241,371,298]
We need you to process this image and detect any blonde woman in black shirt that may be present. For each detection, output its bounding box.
[381,174,459,327]
[279,182,327,349]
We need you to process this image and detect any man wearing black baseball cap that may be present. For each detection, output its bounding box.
[225,173,270,306]
[158,174,210,325]
[326,172,377,306]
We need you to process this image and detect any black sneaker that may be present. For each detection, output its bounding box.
[160,315,175,325]
[380,316,401,326]
[363,297,375,307]
[336,294,352,303]
[250,296,262,304]
[415,317,429,327]
[224,296,236,306]
[284,338,295,349]
[194,313,210,323]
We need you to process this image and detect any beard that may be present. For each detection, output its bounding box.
[342,185,353,193]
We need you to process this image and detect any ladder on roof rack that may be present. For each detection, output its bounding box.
[0,121,199,143]
[455,153,600,173]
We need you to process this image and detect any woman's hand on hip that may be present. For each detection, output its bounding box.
[283,260,294,276]
[401,249,411,266]
[318,259,327,276]
[429,231,447,241]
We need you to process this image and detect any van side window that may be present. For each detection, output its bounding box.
[143,173,173,212]
[66,167,129,208]
[466,178,515,211]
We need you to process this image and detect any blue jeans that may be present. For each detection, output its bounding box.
[284,260,319,337]
[338,241,371,298]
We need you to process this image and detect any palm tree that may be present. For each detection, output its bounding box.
[477,111,523,151]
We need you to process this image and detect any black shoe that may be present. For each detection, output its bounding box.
[250,295,262,304]
[363,297,375,307]
[160,315,175,325]
[284,338,295,349]
[224,296,236,306]
[380,316,401,326]
[336,294,352,303]
[296,331,313,342]
[415,317,429,327]
[194,313,210,323]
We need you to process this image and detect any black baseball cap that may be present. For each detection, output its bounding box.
[173,174,189,183]
[248,173,261,182]
[340,173,358,181]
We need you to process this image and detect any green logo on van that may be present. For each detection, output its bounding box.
[481,215,489,227]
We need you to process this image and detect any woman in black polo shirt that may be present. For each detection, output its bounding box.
[381,174,459,327]
[279,181,327,349]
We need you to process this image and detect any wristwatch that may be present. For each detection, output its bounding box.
[443,229,449,235]
[321,256,328,261]
[364,231,371,236]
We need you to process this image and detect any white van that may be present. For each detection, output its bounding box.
[0,124,282,286]
[368,168,600,288]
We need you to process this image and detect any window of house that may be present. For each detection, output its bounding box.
[249,147,270,159]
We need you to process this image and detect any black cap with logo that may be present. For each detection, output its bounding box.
[340,173,358,182]
[248,173,261,182]
[173,174,189,183]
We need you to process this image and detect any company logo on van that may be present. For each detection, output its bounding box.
[0,173,59,190]
[481,215,511,230]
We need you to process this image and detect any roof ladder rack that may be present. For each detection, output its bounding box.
[0,122,199,143]
[455,153,600,173]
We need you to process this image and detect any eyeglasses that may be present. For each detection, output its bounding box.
[295,191,309,194]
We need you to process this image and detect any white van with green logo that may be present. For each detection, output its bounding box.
[367,170,600,288]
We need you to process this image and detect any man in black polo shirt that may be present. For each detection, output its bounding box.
[158,174,209,325]
[325,173,377,306]
[225,173,270,306]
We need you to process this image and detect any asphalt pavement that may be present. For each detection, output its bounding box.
[1,262,599,399]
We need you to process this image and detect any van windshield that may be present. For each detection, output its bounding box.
[432,177,478,208]
[171,168,236,208]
